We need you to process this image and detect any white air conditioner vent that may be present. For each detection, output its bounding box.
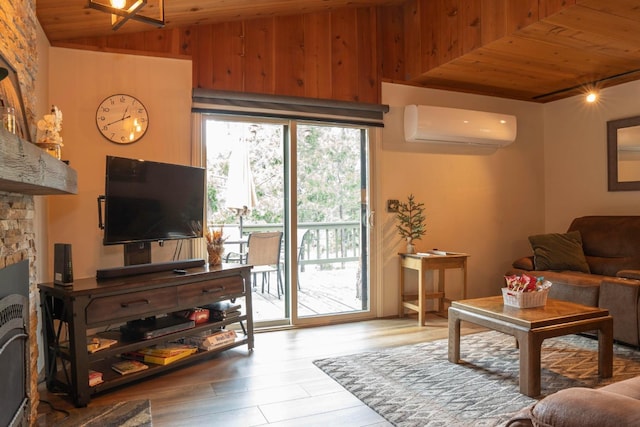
[404,105,517,148]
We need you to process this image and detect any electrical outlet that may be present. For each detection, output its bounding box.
[387,199,399,213]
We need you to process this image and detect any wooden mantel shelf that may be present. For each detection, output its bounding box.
[0,130,77,195]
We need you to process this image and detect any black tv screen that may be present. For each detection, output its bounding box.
[103,156,205,245]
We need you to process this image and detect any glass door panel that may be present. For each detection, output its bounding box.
[295,124,369,318]
[205,117,371,327]
[205,118,287,326]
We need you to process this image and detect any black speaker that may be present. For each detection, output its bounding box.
[54,243,73,286]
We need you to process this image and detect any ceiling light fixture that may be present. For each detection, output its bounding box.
[585,92,598,103]
[88,0,165,31]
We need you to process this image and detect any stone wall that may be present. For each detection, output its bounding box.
[0,0,41,424]
[0,192,37,423]
[0,0,38,138]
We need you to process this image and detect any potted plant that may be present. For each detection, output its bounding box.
[396,194,426,253]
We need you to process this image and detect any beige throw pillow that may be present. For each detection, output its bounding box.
[528,231,591,273]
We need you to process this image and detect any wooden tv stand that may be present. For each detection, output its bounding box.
[39,263,253,407]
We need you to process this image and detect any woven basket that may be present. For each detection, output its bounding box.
[501,287,549,308]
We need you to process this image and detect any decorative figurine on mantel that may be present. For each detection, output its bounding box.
[396,194,426,254]
[36,105,63,160]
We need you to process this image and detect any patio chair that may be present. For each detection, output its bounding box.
[246,231,284,298]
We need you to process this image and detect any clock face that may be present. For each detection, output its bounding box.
[96,94,149,144]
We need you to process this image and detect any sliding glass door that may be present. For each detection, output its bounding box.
[204,116,371,327]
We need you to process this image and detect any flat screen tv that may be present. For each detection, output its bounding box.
[102,156,205,246]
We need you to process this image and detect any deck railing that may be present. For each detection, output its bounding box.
[214,221,361,267]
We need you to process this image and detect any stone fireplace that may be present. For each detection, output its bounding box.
[0,132,77,424]
[0,1,78,423]
[0,260,30,427]
[0,126,78,427]
[0,192,40,425]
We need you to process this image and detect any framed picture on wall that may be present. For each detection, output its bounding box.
[0,54,31,142]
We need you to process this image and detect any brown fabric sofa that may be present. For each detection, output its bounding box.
[508,216,640,346]
[506,376,640,426]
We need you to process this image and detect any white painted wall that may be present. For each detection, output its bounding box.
[45,48,192,280]
[34,21,52,377]
[543,83,640,233]
[377,83,545,317]
[34,24,51,284]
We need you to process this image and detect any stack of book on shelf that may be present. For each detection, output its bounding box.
[121,343,198,366]
[87,336,117,353]
[205,301,242,321]
[183,329,237,351]
[59,336,118,354]
[112,360,149,375]
[89,369,103,387]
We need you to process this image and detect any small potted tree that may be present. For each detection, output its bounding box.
[396,194,426,253]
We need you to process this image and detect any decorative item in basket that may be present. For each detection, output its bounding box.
[502,273,552,308]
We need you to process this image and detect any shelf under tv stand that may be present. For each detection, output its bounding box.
[39,263,253,407]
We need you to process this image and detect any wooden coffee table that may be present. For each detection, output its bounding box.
[448,296,613,397]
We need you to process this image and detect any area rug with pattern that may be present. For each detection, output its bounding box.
[313,331,640,426]
[53,399,152,427]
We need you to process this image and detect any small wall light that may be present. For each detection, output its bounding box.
[585,92,598,103]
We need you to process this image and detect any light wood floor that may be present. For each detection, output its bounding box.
[38,315,484,426]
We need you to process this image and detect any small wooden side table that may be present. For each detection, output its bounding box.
[398,252,469,326]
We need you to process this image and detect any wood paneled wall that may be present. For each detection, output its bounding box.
[55,0,576,104]
[191,8,379,102]
[61,7,380,103]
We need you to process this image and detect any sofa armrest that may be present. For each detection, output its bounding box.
[617,269,640,280]
[512,256,534,270]
[599,277,640,346]
[527,387,640,427]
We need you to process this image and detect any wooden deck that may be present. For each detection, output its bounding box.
[249,263,363,322]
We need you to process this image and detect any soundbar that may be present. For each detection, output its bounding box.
[96,258,205,280]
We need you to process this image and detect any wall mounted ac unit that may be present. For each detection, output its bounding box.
[404,105,517,148]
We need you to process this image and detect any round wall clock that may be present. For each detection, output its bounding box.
[95,94,149,144]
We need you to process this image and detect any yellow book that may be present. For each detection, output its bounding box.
[135,344,197,358]
[123,347,198,365]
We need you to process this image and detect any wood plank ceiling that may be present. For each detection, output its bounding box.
[412,0,640,102]
[35,0,640,102]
